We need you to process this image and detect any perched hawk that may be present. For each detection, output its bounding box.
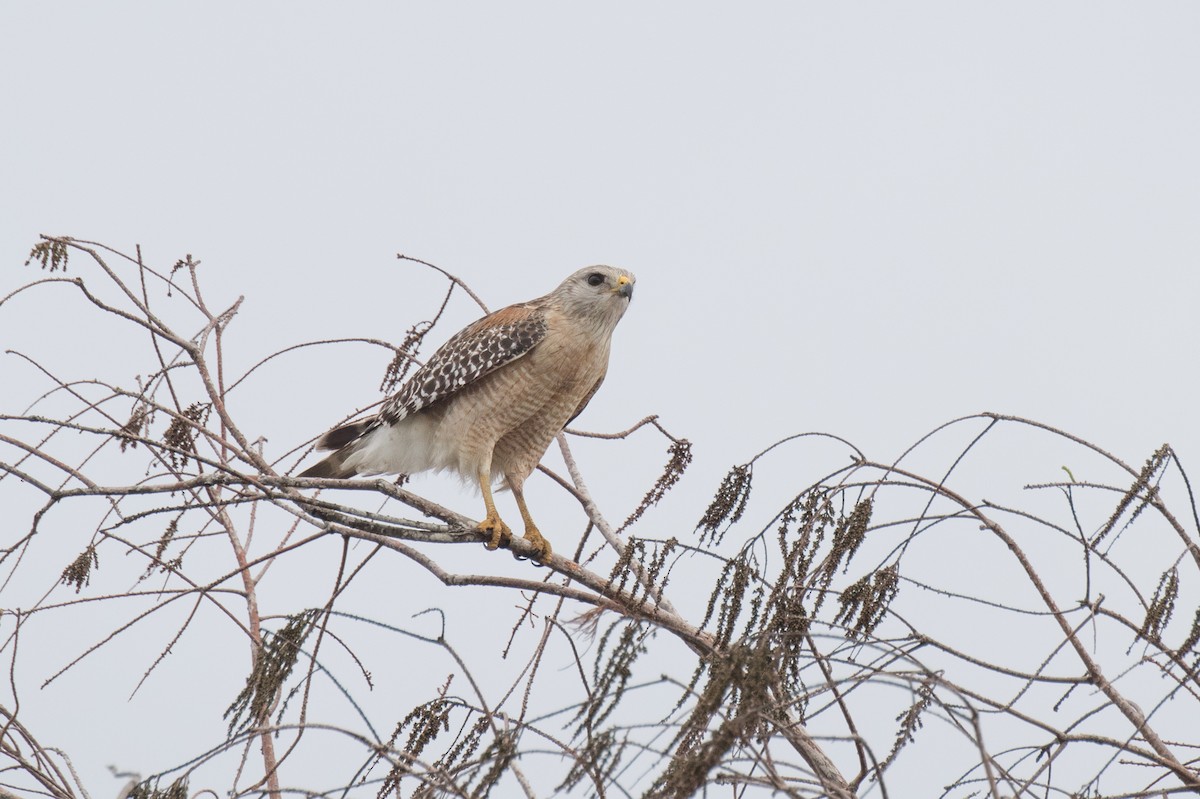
[300,266,636,561]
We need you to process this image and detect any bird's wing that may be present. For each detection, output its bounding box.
[377,302,548,426]
[566,370,606,427]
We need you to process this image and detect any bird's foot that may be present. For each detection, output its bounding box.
[521,525,553,562]
[477,513,512,551]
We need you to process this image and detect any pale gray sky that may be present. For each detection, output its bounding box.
[2,3,1199,796]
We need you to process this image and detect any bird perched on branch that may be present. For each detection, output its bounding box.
[300,266,636,561]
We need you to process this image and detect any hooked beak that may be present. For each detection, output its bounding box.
[615,274,633,299]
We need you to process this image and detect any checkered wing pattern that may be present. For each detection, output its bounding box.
[378,303,548,426]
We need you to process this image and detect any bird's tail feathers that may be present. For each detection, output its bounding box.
[314,420,372,451]
[300,415,437,479]
[298,448,358,479]
[298,420,373,479]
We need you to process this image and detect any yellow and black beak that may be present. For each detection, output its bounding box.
[615,274,634,299]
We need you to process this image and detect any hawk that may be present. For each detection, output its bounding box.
[300,266,636,561]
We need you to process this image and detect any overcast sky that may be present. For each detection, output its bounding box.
[3,3,1199,796]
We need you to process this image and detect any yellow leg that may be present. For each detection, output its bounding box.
[476,467,511,550]
[511,483,552,561]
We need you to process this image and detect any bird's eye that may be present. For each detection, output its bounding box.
[586,273,605,287]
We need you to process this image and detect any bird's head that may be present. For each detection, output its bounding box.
[552,266,636,328]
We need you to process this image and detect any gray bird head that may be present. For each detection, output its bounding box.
[550,265,636,330]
